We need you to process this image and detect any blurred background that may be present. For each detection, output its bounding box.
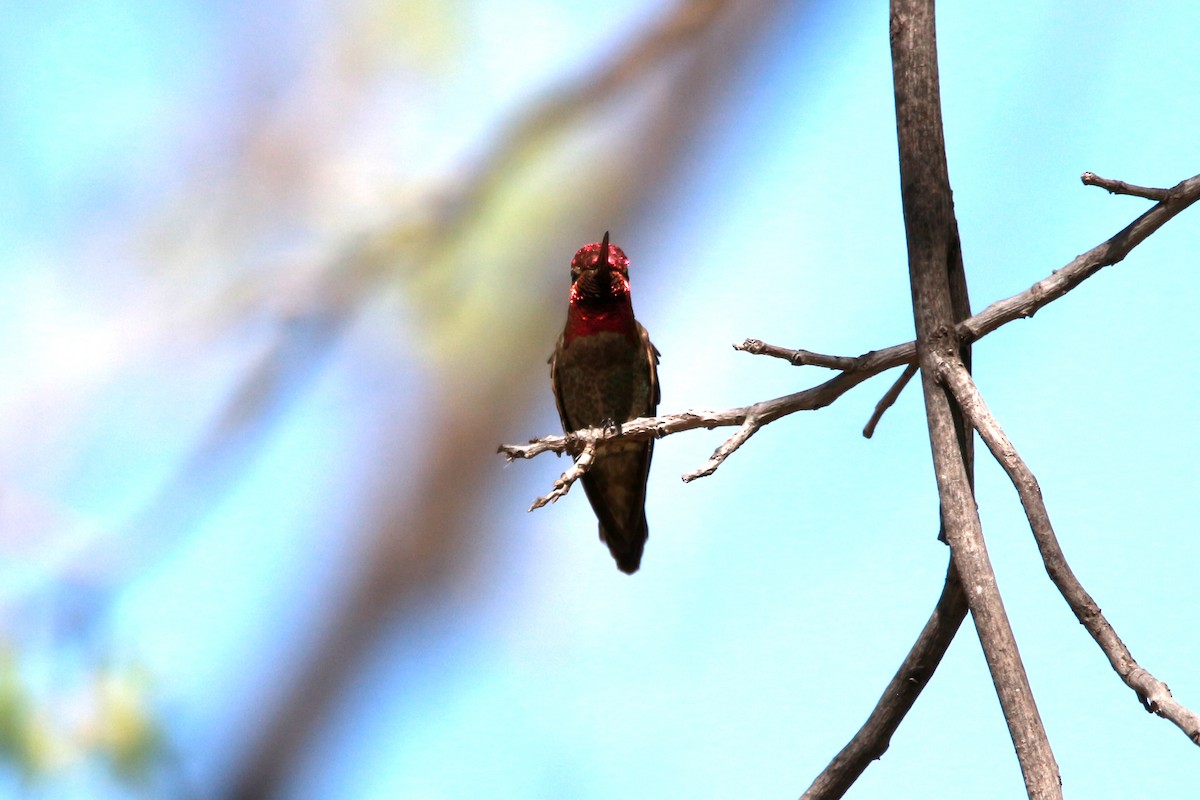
[1,0,1198,797]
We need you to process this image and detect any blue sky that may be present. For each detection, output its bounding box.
[1,1,1198,798]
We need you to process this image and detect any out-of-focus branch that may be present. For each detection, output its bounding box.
[226,2,788,798]
[414,0,740,244]
[800,559,969,799]
[939,358,1200,747]
[180,0,757,517]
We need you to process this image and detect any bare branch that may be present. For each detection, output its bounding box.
[528,441,598,511]
[501,353,900,490]
[862,363,918,439]
[1081,171,1171,201]
[938,358,1200,747]
[682,415,761,482]
[499,409,745,462]
[961,172,1200,343]
[802,560,969,799]
[734,338,862,370]
[502,172,1200,500]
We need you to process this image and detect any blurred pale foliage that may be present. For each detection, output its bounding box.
[0,0,776,795]
[0,653,160,788]
[0,653,49,779]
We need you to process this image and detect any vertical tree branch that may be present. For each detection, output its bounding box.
[890,1,1061,797]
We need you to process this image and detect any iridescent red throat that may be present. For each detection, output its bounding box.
[563,282,636,345]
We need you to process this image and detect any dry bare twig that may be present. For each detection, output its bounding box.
[938,356,1200,746]
[862,362,918,438]
[1081,171,1171,202]
[961,172,1200,342]
[500,362,888,504]
[733,338,862,370]
[527,440,598,511]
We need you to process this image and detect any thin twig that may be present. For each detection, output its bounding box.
[741,169,1200,374]
[961,172,1200,344]
[938,358,1200,746]
[683,415,761,482]
[528,441,597,511]
[801,560,969,799]
[734,338,863,370]
[1081,172,1171,202]
[862,363,918,439]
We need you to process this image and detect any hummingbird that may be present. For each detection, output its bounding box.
[550,232,660,574]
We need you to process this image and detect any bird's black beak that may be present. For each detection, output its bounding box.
[597,230,611,275]
[574,231,615,298]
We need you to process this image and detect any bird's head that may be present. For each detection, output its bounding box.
[569,231,631,304]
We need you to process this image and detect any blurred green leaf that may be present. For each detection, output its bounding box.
[0,653,44,779]
[92,667,164,783]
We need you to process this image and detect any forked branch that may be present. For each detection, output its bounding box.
[527,440,598,511]
[938,357,1200,746]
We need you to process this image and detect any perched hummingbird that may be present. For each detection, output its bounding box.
[550,232,660,574]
